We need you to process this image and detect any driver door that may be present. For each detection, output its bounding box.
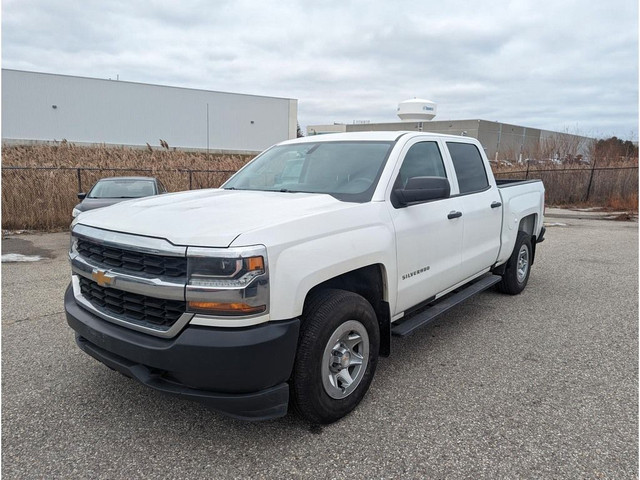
[388,140,464,315]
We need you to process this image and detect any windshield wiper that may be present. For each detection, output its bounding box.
[280,188,311,193]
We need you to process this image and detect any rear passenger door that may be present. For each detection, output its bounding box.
[445,142,502,280]
[388,139,465,314]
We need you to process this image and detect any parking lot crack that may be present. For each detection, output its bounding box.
[7,310,66,325]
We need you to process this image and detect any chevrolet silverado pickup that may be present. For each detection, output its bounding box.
[65,131,545,424]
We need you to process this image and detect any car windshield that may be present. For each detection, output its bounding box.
[88,179,156,198]
[222,141,394,202]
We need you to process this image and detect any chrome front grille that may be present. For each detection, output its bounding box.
[70,224,191,338]
[77,237,187,277]
[79,276,186,330]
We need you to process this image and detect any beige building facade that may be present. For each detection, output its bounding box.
[308,119,593,162]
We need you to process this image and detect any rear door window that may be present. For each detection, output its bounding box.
[446,142,489,194]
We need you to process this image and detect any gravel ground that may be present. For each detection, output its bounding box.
[2,219,638,479]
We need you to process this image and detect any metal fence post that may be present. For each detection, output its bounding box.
[585,159,597,202]
[77,168,82,192]
[189,170,193,190]
[525,161,530,179]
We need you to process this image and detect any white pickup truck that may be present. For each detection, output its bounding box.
[65,131,545,424]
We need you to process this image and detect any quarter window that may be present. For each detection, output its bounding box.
[396,142,446,188]
[447,142,489,194]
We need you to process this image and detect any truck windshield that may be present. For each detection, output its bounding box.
[222,141,394,202]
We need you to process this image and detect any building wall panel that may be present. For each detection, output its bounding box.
[2,69,296,152]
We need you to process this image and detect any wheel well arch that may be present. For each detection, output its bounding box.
[518,213,537,236]
[494,213,540,276]
[303,264,391,357]
[518,213,541,265]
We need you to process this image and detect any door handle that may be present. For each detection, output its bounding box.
[447,211,462,219]
[491,201,502,208]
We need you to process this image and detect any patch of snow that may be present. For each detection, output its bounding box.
[545,222,567,227]
[1,253,44,263]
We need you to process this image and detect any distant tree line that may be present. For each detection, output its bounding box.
[593,137,638,161]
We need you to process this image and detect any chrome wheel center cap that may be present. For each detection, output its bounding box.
[340,351,350,369]
[331,346,350,371]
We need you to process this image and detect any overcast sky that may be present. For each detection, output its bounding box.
[2,0,638,139]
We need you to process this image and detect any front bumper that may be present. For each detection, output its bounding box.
[65,284,300,421]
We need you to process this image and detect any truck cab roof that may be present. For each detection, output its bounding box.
[279,131,478,145]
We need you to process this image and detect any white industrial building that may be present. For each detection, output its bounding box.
[308,98,594,162]
[2,69,298,152]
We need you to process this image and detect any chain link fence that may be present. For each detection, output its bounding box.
[494,164,638,206]
[2,164,638,230]
[2,166,236,230]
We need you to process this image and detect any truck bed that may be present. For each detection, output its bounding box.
[495,178,545,265]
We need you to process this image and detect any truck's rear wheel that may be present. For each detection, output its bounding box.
[497,230,532,295]
[290,289,379,424]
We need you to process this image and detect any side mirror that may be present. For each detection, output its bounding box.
[394,176,450,206]
[77,192,87,200]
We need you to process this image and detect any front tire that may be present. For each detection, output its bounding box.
[497,230,532,295]
[290,289,380,424]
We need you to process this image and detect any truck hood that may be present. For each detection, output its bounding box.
[75,189,355,247]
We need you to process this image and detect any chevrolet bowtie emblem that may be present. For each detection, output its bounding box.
[92,269,115,287]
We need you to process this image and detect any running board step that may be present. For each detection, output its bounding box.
[391,275,502,337]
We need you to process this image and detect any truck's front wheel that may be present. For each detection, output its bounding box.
[290,289,380,424]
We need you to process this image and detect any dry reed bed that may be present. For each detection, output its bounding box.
[2,144,638,231]
[2,144,253,230]
[494,162,638,210]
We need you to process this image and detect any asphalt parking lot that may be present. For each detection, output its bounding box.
[2,216,638,479]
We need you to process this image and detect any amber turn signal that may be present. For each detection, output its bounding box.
[246,256,264,272]
[188,301,266,316]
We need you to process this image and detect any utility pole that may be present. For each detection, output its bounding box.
[206,103,210,155]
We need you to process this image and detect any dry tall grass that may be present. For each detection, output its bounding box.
[2,143,638,231]
[2,143,253,230]
[3,142,252,171]
[493,161,639,210]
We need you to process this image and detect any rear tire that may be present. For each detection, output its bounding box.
[290,289,379,424]
[497,231,532,295]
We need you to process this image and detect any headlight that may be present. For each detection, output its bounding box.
[186,245,268,316]
[72,207,82,218]
[69,234,78,257]
[188,255,264,288]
